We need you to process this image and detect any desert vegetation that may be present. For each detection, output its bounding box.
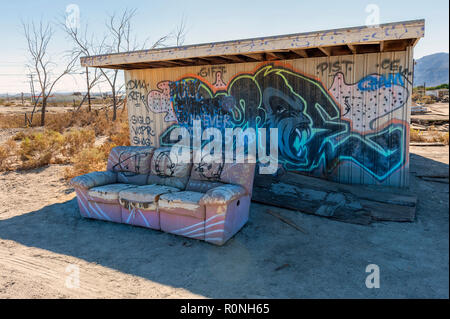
[410,127,449,144]
[0,107,130,179]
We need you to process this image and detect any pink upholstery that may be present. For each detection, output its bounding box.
[159,191,206,219]
[107,146,154,174]
[121,207,160,230]
[72,146,256,245]
[147,147,192,189]
[88,184,137,204]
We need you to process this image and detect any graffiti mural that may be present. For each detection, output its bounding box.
[330,72,409,133]
[147,81,176,122]
[128,62,410,184]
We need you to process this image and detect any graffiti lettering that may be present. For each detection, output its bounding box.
[316,61,353,76]
[358,73,404,91]
[197,66,226,78]
[127,80,149,109]
[130,115,154,147]
[331,72,408,132]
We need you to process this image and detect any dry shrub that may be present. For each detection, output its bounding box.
[429,131,450,145]
[410,128,427,142]
[0,139,17,170]
[417,95,437,105]
[1,104,131,175]
[64,147,109,180]
[443,133,450,145]
[62,128,96,157]
[63,120,130,180]
[18,130,65,169]
[0,114,29,128]
[108,121,131,146]
[0,145,7,169]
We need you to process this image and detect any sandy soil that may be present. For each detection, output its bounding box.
[0,146,448,298]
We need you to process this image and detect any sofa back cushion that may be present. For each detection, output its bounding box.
[107,146,155,185]
[188,158,256,195]
[185,179,225,193]
[147,147,192,189]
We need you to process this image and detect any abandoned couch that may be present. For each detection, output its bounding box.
[70,146,256,245]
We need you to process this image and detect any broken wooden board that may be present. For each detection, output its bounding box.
[252,172,417,225]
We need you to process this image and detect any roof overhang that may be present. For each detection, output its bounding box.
[81,19,425,70]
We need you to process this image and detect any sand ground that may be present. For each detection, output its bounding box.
[0,143,448,299]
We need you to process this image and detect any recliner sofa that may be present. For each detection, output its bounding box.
[70,146,256,245]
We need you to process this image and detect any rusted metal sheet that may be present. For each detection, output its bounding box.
[124,49,414,188]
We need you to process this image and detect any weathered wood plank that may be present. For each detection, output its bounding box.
[252,172,417,224]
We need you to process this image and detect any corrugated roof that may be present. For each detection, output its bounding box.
[81,19,425,70]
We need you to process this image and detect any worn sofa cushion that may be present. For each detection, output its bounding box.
[147,175,190,190]
[107,146,154,175]
[117,173,149,185]
[189,160,256,194]
[199,184,247,205]
[70,171,117,190]
[88,184,137,203]
[185,179,225,193]
[119,184,179,204]
[150,147,192,177]
[159,191,206,219]
[148,147,192,189]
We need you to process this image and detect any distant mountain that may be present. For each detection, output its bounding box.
[414,52,449,87]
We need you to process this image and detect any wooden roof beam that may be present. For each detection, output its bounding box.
[219,55,246,63]
[265,51,286,60]
[318,46,332,56]
[162,60,191,66]
[242,53,265,61]
[347,44,357,54]
[196,56,230,64]
[291,49,308,58]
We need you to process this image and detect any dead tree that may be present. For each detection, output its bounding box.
[174,15,188,46]
[101,9,171,121]
[23,20,77,126]
[61,17,105,114]
[64,8,185,121]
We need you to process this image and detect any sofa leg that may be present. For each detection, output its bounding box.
[75,188,93,219]
[205,196,251,246]
[121,207,160,230]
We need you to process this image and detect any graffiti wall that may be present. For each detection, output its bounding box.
[124,49,414,187]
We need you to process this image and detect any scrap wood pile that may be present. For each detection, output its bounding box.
[252,172,417,225]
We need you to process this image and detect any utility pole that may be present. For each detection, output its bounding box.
[85,67,91,112]
[28,74,36,104]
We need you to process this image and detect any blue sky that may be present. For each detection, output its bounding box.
[0,0,448,94]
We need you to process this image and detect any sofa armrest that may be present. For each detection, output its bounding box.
[199,184,247,206]
[70,171,117,190]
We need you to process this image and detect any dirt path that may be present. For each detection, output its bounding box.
[0,165,202,298]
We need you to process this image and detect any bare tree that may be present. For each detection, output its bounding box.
[63,8,186,121]
[61,19,105,113]
[174,15,188,46]
[23,20,77,126]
